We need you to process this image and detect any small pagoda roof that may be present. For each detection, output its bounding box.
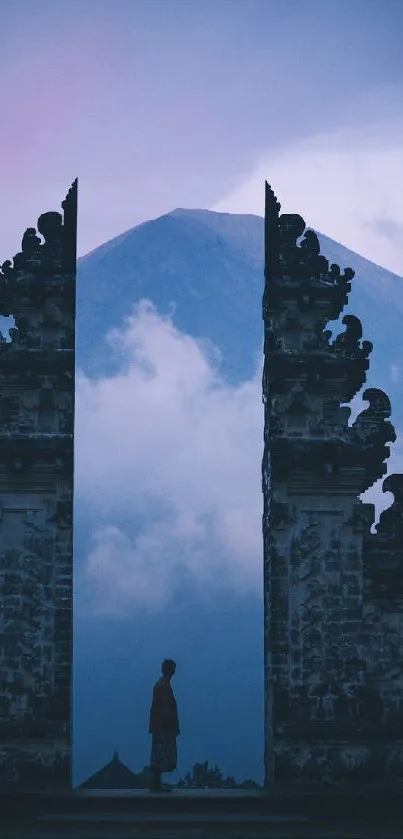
[79,749,140,789]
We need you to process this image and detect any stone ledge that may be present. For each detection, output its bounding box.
[2,785,403,820]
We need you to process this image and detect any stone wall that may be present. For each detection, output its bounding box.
[262,182,403,787]
[0,181,77,791]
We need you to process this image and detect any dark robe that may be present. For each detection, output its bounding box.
[149,676,180,773]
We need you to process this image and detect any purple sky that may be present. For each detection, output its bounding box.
[1,0,402,271]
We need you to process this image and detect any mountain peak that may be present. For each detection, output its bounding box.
[169,207,262,221]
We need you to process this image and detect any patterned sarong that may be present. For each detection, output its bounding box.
[150,732,177,772]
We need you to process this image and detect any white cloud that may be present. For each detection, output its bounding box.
[75,301,403,615]
[212,123,403,276]
[75,301,263,615]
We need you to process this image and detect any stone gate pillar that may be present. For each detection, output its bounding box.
[0,181,77,791]
[262,181,403,788]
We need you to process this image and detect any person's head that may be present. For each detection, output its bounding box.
[162,659,176,679]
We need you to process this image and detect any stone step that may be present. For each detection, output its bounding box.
[2,812,403,839]
[3,787,403,818]
[2,788,403,839]
[0,788,301,817]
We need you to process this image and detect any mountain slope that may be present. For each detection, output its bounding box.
[77,210,403,409]
[77,210,265,383]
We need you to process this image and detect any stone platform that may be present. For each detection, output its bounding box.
[1,786,403,838]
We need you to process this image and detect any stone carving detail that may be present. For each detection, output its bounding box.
[332,315,373,360]
[376,474,403,538]
[262,181,403,788]
[352,389,396,492]
[0,181,76,791]
[353,389,396,451]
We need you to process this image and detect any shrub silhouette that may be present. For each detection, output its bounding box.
[176,761,261,789]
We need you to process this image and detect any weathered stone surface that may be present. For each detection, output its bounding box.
[0,181,77,790]
[262,181,403,787]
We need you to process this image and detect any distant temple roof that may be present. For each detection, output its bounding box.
[79,749,141,789]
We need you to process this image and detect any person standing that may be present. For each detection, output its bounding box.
[149,659,180,792]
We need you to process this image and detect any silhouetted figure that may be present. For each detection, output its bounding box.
[149,659,180,792]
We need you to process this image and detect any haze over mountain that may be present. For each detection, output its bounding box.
[73,209,403,785]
